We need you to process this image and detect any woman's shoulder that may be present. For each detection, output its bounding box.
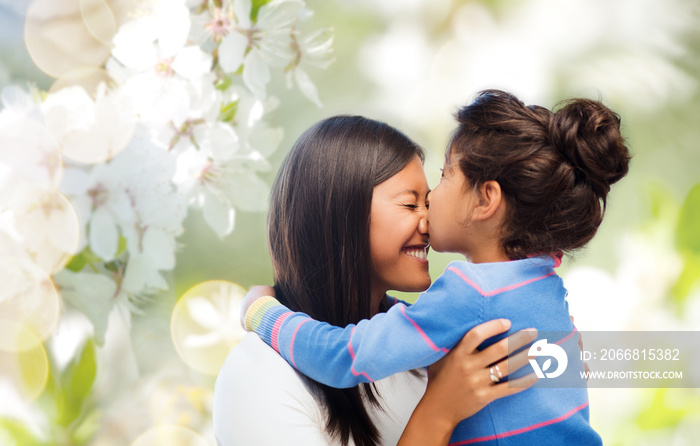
[213,333,331,445]
[216,332,313,395]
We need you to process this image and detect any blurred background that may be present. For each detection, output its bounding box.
[1,0,699,444]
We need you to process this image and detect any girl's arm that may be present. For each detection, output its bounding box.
[244,264,485,388]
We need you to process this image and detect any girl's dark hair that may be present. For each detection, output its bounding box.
[450,89,631,260]
[268,115,424,446]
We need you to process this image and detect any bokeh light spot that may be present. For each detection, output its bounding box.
[79,0,117,45]
[171,281,247,376]
[49,67,116,98]
[0,257,60,345]
[24,0,112,78]
[0,321,49,403]
[0,182,81,275]
[42,82,136,164]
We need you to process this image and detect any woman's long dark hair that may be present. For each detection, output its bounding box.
[268,115,424,445]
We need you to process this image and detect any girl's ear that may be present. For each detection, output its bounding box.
[472,180,503,221]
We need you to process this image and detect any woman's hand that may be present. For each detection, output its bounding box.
[240,285,276,329]
[398,319,539,446]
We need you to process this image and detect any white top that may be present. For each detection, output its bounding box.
[213,333,428,446]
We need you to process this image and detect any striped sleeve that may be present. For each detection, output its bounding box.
[242,266,486,388]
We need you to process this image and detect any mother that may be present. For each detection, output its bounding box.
[213,116,535,445]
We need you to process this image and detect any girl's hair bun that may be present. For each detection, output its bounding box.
[550,98,630,198]
[450,90,631,258]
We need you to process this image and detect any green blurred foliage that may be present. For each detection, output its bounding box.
[251,0,273,20]
[636,388,700,430]
[676,184,700,254]
[0,418,46,446]
[674,183,700,306]
[36,340,97,445]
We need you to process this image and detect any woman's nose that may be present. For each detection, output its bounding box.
[418,210,428,234]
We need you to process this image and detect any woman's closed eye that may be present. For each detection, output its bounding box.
[402,202,429,212]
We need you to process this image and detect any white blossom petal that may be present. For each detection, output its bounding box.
[202,192,235,238]
[248,122,283,157]
[142,228,176,270]
[233,0,252,28]
[109,190,136,223]
[293,67,322,107]
[224,170,269,212]
[257,0,303,31]
[146,270,168,290]
[207,122,239,161]
[89,206,119,261]
[156,5,192,58]
[173,147,208,186]
[112,24,158,71]
[121,254,147,294]
[218,32,248,73]
[242,150,272,171]
[242,50,270,99]
[172,46,213,79]
[122,74,191,127]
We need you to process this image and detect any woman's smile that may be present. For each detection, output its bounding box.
[402,244,430,263]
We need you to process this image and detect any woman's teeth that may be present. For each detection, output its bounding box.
[405,248,427,259]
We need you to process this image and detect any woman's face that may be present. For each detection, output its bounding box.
[369,156,431,297]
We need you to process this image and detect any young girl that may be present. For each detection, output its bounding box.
[243,90,631,445]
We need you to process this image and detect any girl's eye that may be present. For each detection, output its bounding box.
[404,204,418,209]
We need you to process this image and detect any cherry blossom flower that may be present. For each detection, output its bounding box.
[285,22,334,107]
[217,0,305,98]
[61,125,185,258]
[190,1,236,45]
[173,87,276,237]
[109,0,212,127]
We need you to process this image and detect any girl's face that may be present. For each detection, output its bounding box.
[369,156,431,298]
[426,153,476,257]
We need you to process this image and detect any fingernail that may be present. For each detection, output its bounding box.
[526,328,537,339]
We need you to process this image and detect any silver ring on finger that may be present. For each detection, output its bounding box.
[489,365,503,383]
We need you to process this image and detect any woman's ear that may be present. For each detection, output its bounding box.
[472,181,503,221]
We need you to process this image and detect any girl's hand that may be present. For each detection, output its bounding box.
[240,285,276,329]
[398,319,539,446]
